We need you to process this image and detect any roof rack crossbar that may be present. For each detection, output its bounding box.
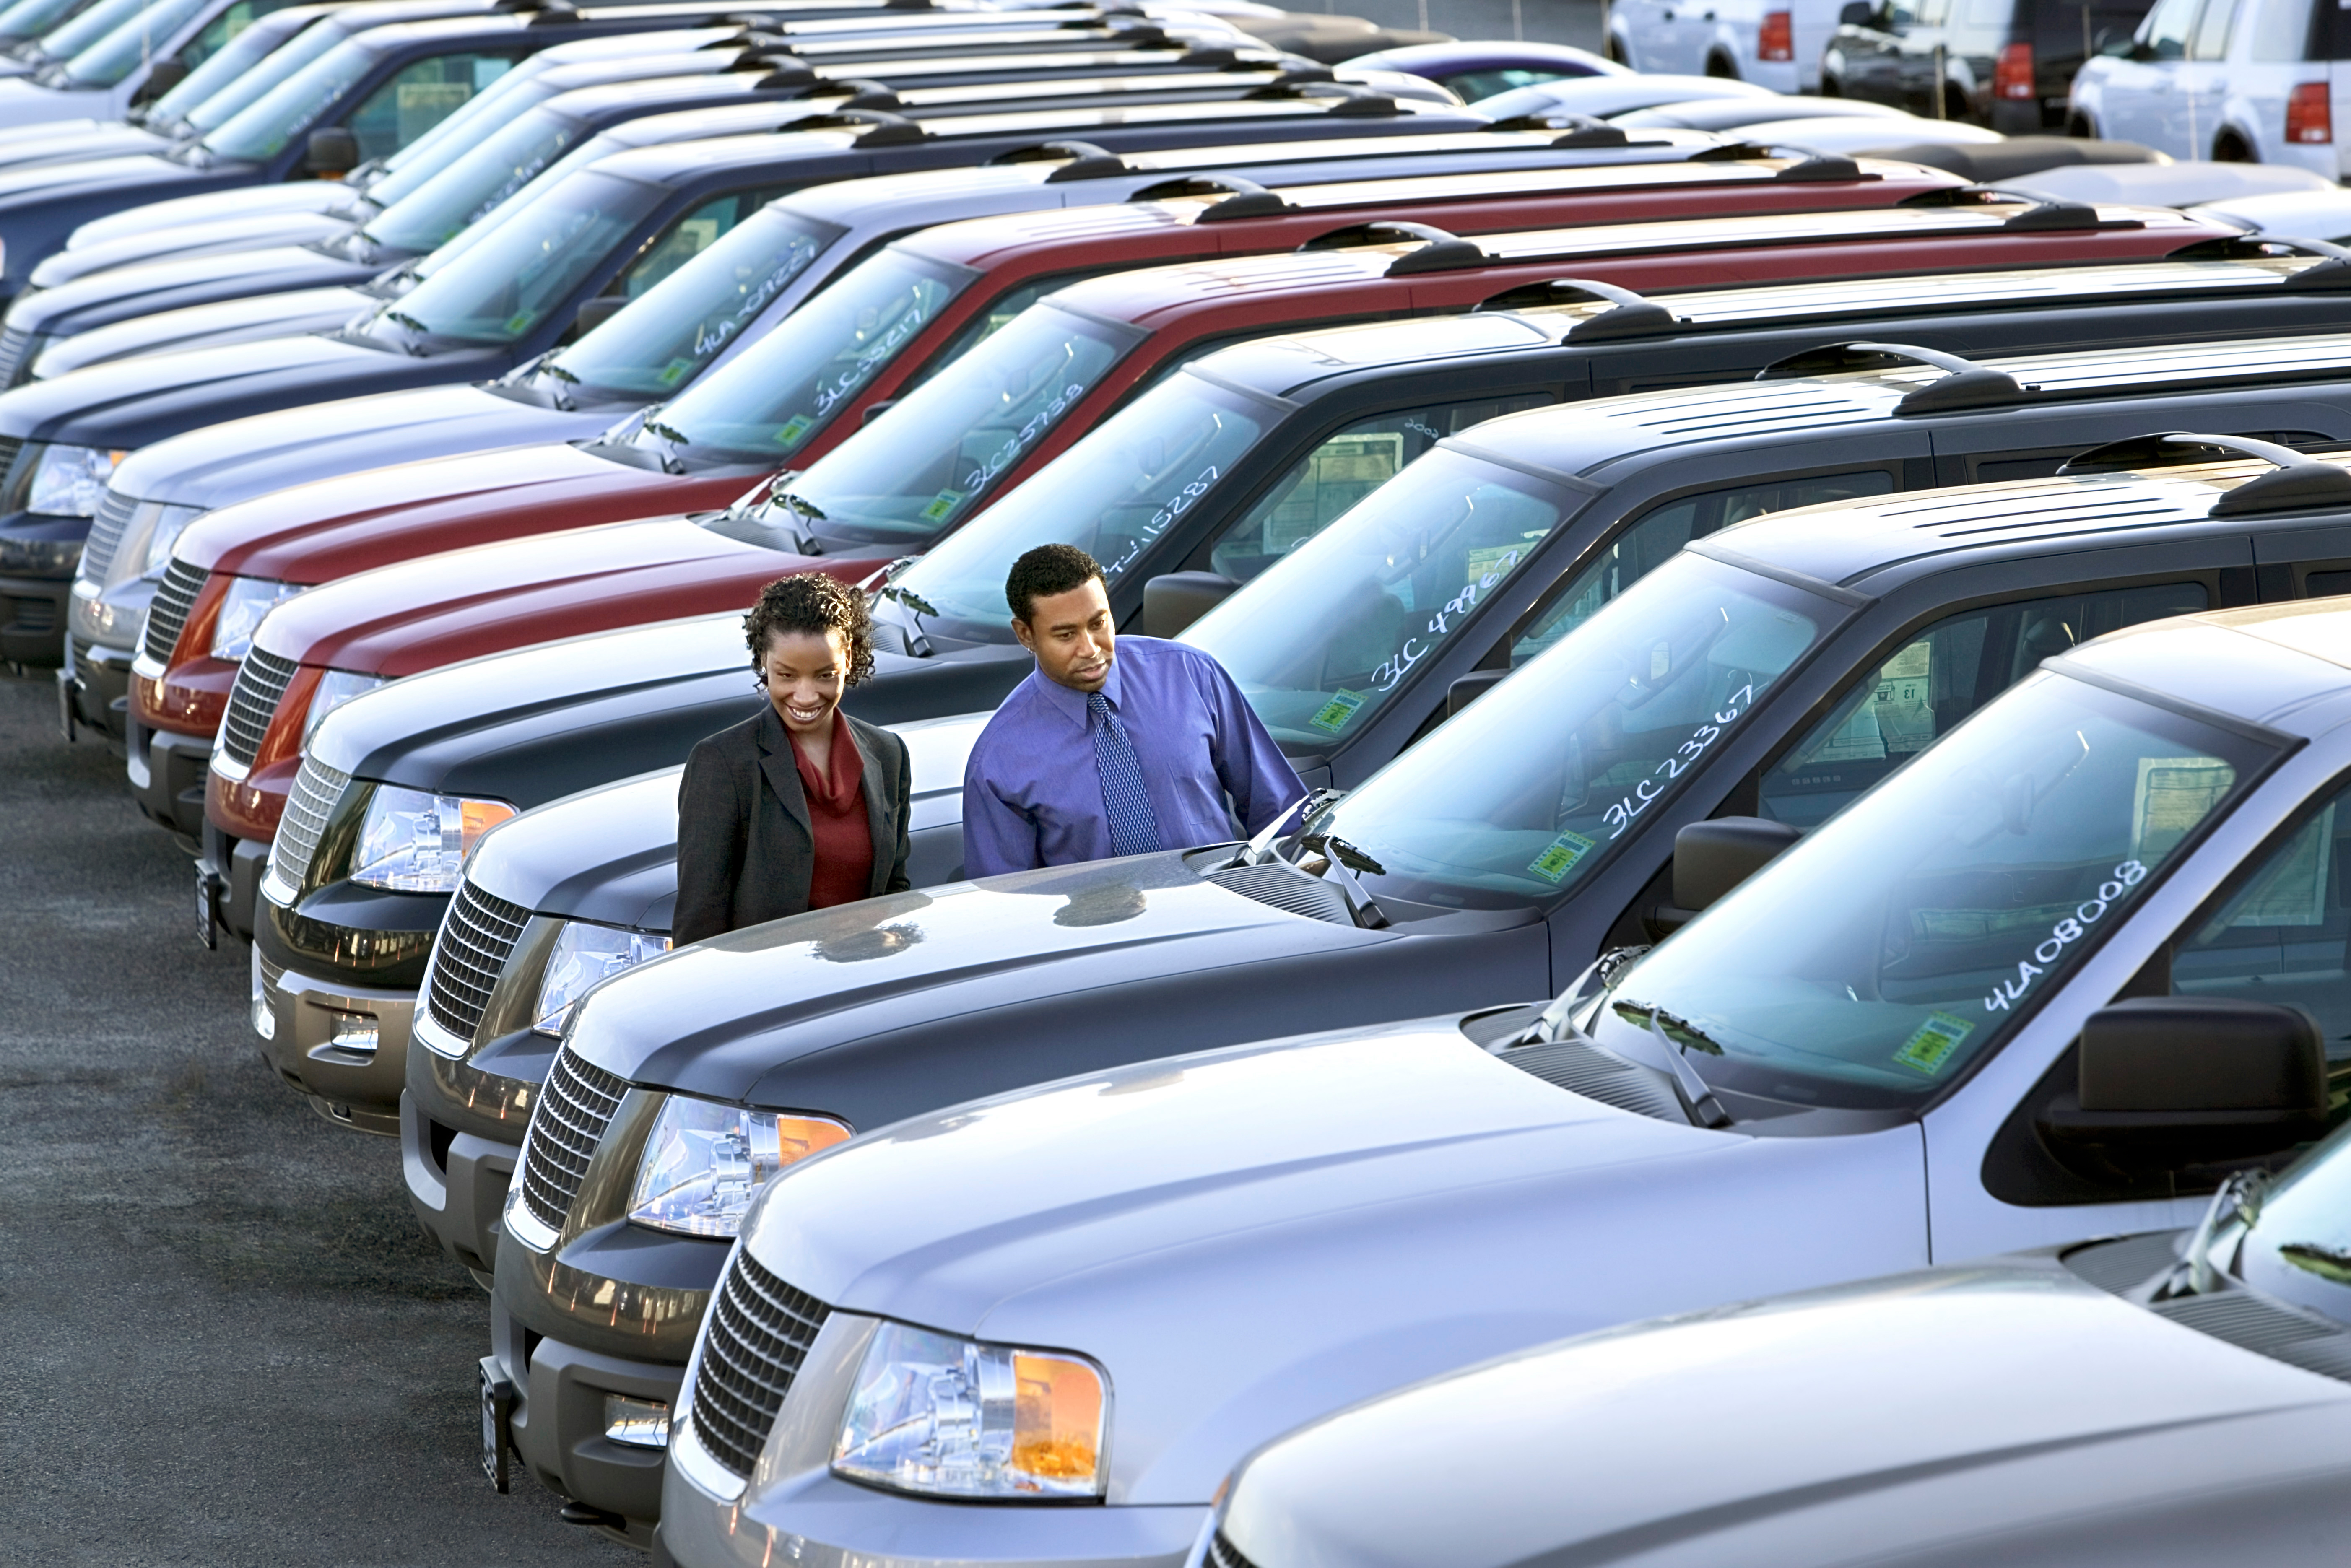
[1756,340,2029,413]
[781,106,928,144]
[1470,276,1684,341]
[1131,173,1295,219]
[2164,233,2351,289]
[990,139,1130,180]
[2058,431,2351,515]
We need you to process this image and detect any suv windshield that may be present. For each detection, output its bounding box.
[175,3,341,130]
[1189,447,1575,740]
[0,0,93,44]
[34,0,143,63]
[891,369,1280,641]
[63,0,209,86]
[143,0,312,125]
[2234,1123,2351,1324]
[548,204,841,400]
[1307,552,1840,909]
[358,95,579,251]
[753,302,1143,548]
[1590,672,2276,1111]
[364,166,662,345]
[637,243,974,459]
[199,31,378,159]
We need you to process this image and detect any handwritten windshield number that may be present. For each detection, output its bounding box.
[1982,858,2148,1012]
[1599,685,1754,841]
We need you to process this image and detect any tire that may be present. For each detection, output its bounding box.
[1607,34,1629,65]
[2066,111,2096,138]
[1706,52,1740,78]
[2213,130,2255,161]
[1820,74,1843,96]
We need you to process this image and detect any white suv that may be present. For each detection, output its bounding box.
[2071,0,2348,174]
[1608,0,1834,91]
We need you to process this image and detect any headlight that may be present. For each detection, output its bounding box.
[626,1095,849,1238]
[833,1320,1108,1500]
[21,444,126,518]
[139,502,203,579]
[534,919,669,1034]
[349,785,516,892]
[0,533,79,572]
[210,575,303,659]
[301,668,383,745]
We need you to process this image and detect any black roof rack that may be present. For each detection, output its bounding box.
[2164,233,2351,288]
[823,78,901,110]
[1296,220,1486,273]
[1489,277,1685,341]
[1132,173,1295,219]
[2060,433,2351,515]
[1756,340,2030,414]
[1898,184,2129,228]
[781,107,928,144]
[989,139,1131,180]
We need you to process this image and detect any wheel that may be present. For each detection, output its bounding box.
[1942,83,1969,121]
[1820,73,1843,96]
[1706,52,1740,78]
[1606,34,1629,65]
[2213,130,2256,161]
[2066,111,2097,139]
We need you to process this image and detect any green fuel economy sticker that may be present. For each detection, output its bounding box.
[1309,689,1367,735]
[1894,1011,1975,1075]
[920,488,966,523]
[774,414,814,449]
[1527,831,1596,884]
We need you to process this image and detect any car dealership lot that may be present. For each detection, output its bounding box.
[0,670,630,1564]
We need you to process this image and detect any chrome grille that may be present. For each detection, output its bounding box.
[1206,1535,1262,1568]
[218,648,299,768]
[0,428,22,484]
[266,755,349,895]
[142,558,207,665]
[427,877,531,1043]
[78,489,137,584]
[691,1252,830,1479]
[517,1045,627,1232]
[0,325,39,387]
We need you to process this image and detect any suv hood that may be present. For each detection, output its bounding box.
[11,242,384,337]
[0,328,420,445]
[31,212,356,287]
[0,150,206,206]
[1221,1257,2351,1568]
[171,434,668,576]
[66,179,355,246]
[34,286,376,381]
[245,512,825,676]
[0,119,168,173]
[567,852,1400,1102]
[735,1018,1927,1500]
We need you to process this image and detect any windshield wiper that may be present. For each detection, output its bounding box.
[1642,1007,1732,1127]
[1235,786,1343,868]
[2180,1170,2268,1296]
[1297,832,1389,928]
[377,310,436,354]
[757,488,826,555]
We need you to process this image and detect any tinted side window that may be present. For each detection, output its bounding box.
[1509,469,1897,665]
[2244,0,2313,59]
[2140,0,2201,57]
[343,52,515,162]
[1208,393,1553,582]
[1760,581,2209,828]
[2190,0,2239,55]
[2172,784,2351,1090]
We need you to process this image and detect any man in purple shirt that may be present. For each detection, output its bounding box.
[962,544,1305,877]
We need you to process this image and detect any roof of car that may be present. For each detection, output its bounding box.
[1682,445,2351,600]
[1007,198,2215,326]
[2056,598,2351,739]
[889,153,1948,267]
[1180,248,2351,400]
[772,126,1731,224]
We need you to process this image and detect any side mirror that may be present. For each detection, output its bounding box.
[860,397,899,427]
[303,126,358,177]
[1447,668,1508,716]
[1140,571,1240,638]
[1838,2,1876,24]
[133,56,187,105]
[569,295,628,338]
[2043,997,2327,1166]
[1663,816,1802,924]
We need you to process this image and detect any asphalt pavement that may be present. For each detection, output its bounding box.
[0,670,632,1566]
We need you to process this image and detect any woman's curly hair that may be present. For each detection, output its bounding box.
[746,573,876,687]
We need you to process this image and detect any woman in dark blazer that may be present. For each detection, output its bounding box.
[673,574,913,946]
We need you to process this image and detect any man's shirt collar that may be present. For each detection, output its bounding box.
[1032,649,1127,730]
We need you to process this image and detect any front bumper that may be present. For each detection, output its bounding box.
[490,1270,690,1542]
[0,566,65,663]
[657,1439,1207,1568]
[57,631,133,743]
[253,947,414,1136]
[127,714,212,842]
[401,1015,550,1280]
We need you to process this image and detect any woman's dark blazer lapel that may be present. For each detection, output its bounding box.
[752,705,813,838]
[847,715,896,898]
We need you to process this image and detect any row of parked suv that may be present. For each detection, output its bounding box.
[7,0,2348,1560]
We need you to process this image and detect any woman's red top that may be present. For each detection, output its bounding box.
[792,710,873,909]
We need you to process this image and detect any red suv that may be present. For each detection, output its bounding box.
[189,192,2226,924]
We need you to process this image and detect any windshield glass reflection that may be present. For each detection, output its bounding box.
[1307,553,1836,909]
[359,96,578,251]
[1590,673,2273,1110]
[2237,1122,2351,1323]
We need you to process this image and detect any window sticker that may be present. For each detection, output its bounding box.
[921,488,966,523]
[1527,830,1596,884]
[504,309,535,337]
[1894,1011,1974,1075]
[657,358,693,388]
[2133,755,2234,862]
[1309,688,1367,735]
[774,414,813,449]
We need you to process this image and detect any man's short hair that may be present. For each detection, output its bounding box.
[1006,543,1105,624]
[745,572,876,685]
